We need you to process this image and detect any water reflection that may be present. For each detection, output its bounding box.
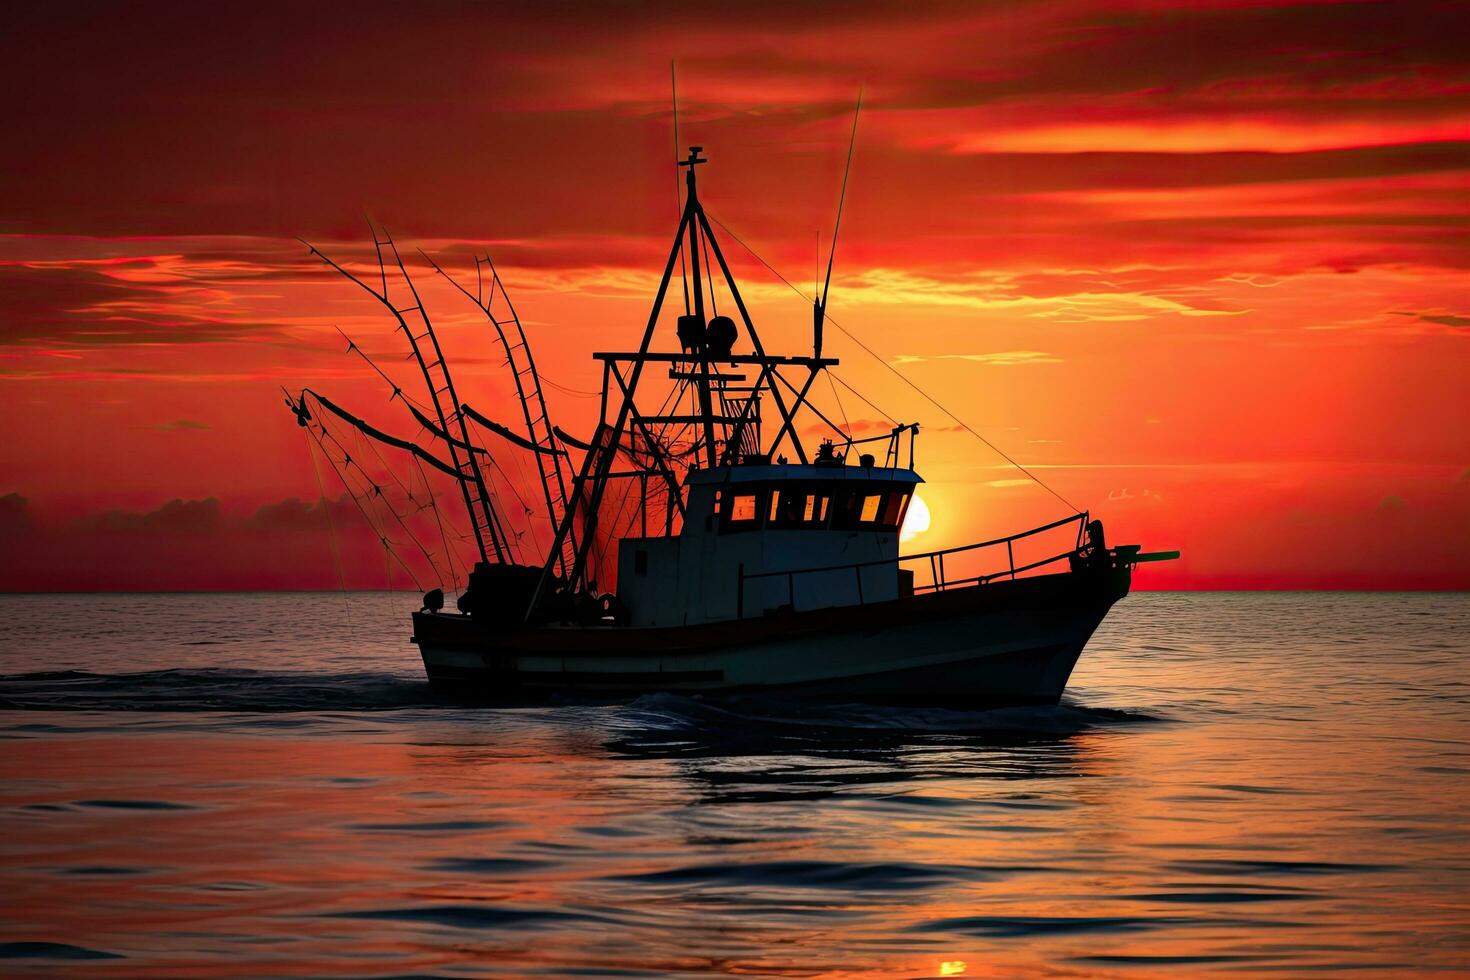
[599,695,1136,805]
[1,593,1467,975]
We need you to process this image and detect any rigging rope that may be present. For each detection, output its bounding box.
[305,389,461,479]
[302,401,440,585]
[540,375,601,398]
[336,326,429,412]
[306,429,350,615]
[303,420,425,592]
[826,369,853,438]
[830,371,896,426]
[410,453,458,592]
[706,213,1080,513]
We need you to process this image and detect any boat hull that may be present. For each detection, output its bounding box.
[411,564,1130,706]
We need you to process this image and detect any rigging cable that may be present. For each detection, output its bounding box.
[829,371,896,426]
[826,369,853,438]
[336,326,428,412]
[308,410,438,584]
[706,213,1079,513]
[303,419,424,591]
[339,424,439,582]
[700,222,719,317]
[306,428,350,615]
[540,375,601,398]
[411,453,459,592]
[672,61,691,316]
[335,322,542,572]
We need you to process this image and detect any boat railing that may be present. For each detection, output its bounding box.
[736,511,1089,618]
[837,422,919,469]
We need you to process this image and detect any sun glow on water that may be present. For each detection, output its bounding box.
[900,493,931,543]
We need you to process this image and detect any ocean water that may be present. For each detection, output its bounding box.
[0,592,1466,977]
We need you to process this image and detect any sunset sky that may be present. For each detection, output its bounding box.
[2,1,1466,590]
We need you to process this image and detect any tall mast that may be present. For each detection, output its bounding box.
[682,147,718,469]
[529,147,841,615]
[534,196,695,608]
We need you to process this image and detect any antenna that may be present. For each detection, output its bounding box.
[815,86,862,359]
[672,61,691,316]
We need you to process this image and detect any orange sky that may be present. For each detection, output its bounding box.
[1,1,1467,591]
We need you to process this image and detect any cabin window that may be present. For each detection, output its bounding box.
[716,482,911,532]
[831,490,860,529]
[881,493,908,528]
[767,488,831,529]
[719,490,762,532]
[830,485,914,530]
[730,494,758,523]
[771,490,806,528]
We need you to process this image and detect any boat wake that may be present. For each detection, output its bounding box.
[624,691,1159,736]
[0,669,1162,742]
[0,668,436,713]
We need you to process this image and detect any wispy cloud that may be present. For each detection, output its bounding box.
[894,351,1061,366]
[1389,310,1470,329]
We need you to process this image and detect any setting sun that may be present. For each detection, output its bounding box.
[901,493,932,543]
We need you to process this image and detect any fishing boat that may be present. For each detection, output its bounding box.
[287,145,1176,705]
